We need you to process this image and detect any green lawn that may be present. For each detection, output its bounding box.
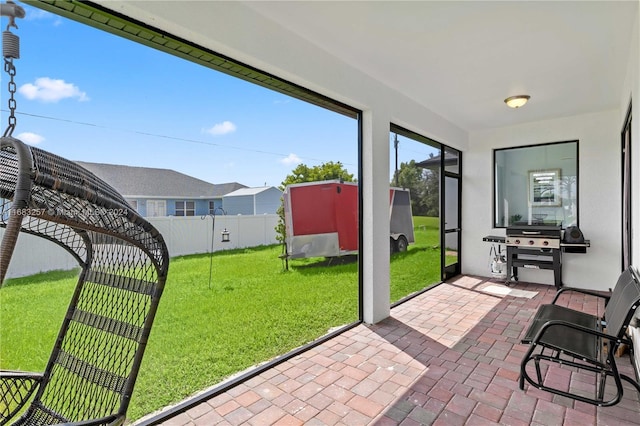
[0,216,441,421]
[391,216,441,301]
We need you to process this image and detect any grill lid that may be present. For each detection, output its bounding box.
[506,224,562,238]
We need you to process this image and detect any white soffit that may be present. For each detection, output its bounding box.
[241,1,638,131]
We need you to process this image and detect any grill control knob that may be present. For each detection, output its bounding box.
[528,240,534,245]
[514,239,520,245]
[543,241,549,246]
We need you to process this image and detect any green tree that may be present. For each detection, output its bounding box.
[279,161,355,190]
[393,158,439,217]
[422,167,439,217]
[276,162,355,252]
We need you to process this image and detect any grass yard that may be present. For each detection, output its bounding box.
[0,216,442,421]
[391,216,442,301]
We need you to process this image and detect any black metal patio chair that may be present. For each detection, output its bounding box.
[0,137,170,425]
[520,265,640,406]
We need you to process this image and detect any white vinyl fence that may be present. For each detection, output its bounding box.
[1,214,280,279]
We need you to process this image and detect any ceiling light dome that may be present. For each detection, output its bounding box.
[504,95,530,108]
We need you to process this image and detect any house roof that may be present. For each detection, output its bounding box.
[416,153,459,170]
[223,186,282,197]
[76,161,246,199]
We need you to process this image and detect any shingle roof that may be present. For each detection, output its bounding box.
[76,161,246,198]
[415,152,458,169]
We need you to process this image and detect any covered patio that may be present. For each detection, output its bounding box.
[9,2,640,424]
[137,276,640,425]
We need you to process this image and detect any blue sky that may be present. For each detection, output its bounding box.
[2,3,438,188]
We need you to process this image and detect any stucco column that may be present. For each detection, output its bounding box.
[361,109,391,324]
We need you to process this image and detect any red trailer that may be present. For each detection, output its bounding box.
[283,180,414,259]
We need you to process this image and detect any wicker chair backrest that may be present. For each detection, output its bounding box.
[1,137,169,425]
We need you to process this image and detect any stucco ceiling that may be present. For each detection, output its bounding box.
[80,1,638,132]
[241,1,637,131]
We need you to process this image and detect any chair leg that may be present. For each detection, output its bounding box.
[597,371,606,401]
[534,358,543,384]
[520,343,539,390]
[521,350,628,407]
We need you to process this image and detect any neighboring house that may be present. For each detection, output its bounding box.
[77,161,246,217]
[222,186,283,215]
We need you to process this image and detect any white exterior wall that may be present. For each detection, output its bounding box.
[460,9,636,292]
[464,110,621,290]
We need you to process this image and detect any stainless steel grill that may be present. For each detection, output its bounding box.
[483,224,589,289]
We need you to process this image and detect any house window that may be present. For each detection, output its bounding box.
[209,201,218,214]
[176,201,195,216]
[147,200,166,217]
[494,140,578,228]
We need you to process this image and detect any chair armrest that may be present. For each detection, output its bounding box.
[552,287,611,304]
[0,370,42,425]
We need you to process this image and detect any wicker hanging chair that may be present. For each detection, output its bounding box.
[0,136,170,425]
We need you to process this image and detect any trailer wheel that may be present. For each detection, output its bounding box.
[390,237,397,254]
[396,235,409,252]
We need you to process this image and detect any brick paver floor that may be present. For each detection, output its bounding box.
[135,275,640,425]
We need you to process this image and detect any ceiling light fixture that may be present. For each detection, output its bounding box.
[504,95,530,108]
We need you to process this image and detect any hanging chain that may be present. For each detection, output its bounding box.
[1,0,25,137]
[3,56,16,137]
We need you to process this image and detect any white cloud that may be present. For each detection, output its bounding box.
[16,132,45,145]
[26,8,53,21]
[205,121,237,136]
[19,77,89,103]
[281,153,302,166]
[24,7,64,26]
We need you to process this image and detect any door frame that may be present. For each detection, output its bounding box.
[442,148,462,280]
[621,100,632,271]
